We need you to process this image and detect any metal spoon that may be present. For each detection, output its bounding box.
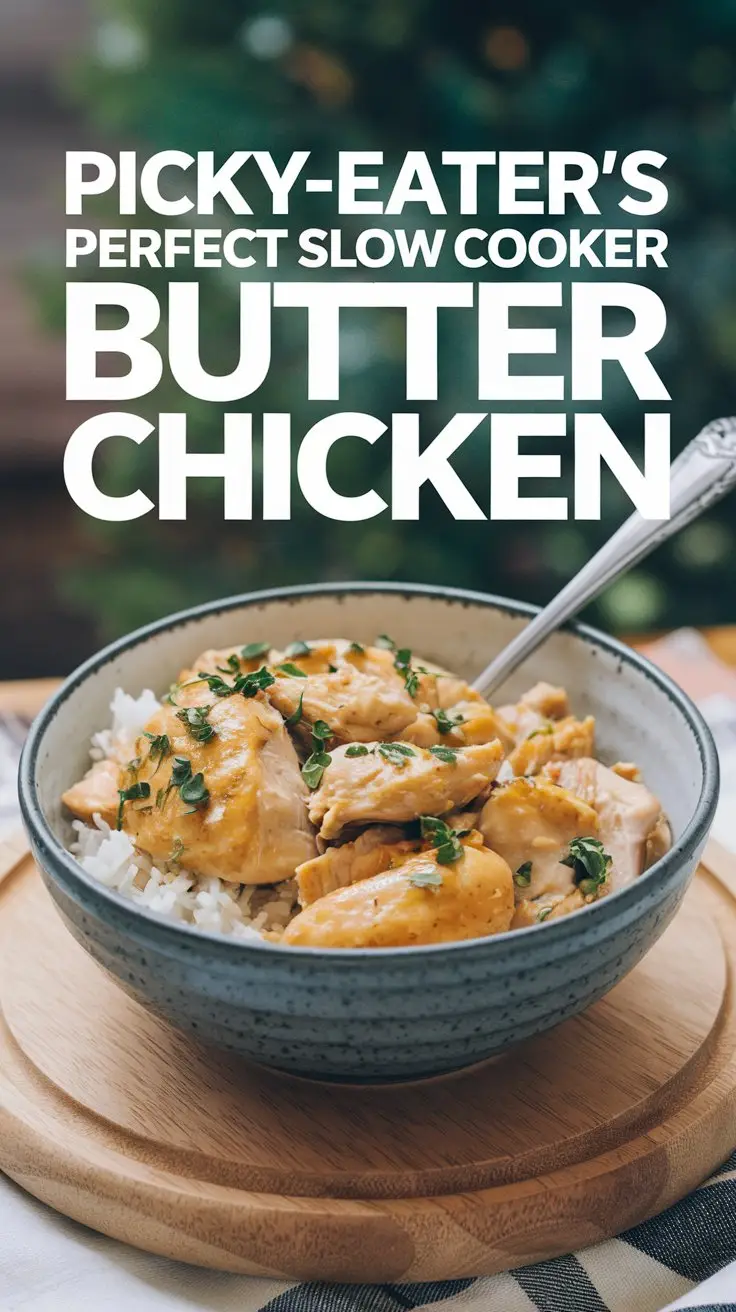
[472,416,736,701]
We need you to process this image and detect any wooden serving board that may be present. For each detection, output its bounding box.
[0,851,735,1282]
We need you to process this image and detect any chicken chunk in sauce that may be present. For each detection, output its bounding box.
[545,757,665,890]
[120,692,317,884]
[480,777,600,902]
[309,739,505,840]
[283,843,514,948]
[63,630,672,948]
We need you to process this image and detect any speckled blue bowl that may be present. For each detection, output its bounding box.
[19,584,718,1081]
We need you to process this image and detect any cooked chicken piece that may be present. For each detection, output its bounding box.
[62,757,120,828]
[547,757,665,889]
[121,693,317,884]
[309,740,504,839]
[282,843,514,948]
[479,777,599,901]
[645,813,672,869]
[506,715,596,777]
[511,888,586,929]
[270,639,346,676]
[496,682,571,744]
[400,700,514,750]
[296,825,418,906]
[177,645,277,688]
[269,663,418,745]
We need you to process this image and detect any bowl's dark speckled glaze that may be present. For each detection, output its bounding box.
[19,585,718,1081]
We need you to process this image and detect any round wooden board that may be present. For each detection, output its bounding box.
[1,856,735,1283]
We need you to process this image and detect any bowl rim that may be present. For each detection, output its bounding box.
[18,581,720,961]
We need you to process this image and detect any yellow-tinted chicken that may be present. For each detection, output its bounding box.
[479,776,600,901]
[121,691,317,884]
[282,843,514,947]
[309,739,505,839]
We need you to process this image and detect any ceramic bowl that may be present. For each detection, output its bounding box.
[18,584,718,1081]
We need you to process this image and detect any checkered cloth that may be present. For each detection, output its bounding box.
[2,691,735,1311]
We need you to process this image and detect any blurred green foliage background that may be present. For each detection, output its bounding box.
[40,0,736,641]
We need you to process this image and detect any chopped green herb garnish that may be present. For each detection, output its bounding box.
[327,662,338,672]
[345,744,370,757]
[275,662,307,678]
[378,742,416,767]
[197,671,235,698]
[408,863,444,890]
[375,634,396,650]
[527,723,554,740]
[431,708,465,735]
[284,640,311,658]
[419,815,463,865]
[164,682,181,706]
[537,906,552,923]
[348,641,365,655]
[302,751,331,790]
[429,744,459,764]
[241,641,270,661]
[393,646,420,698]
[560,836,611,891]
[170,756,193,788]
[216,653,242,675]
[301,719,336,789]
[236,666,275,697]
[176,705,216,744]
[514,861,533,888]
[179,771,210,812]
[285,690,305,728]
[116,781,151,830]
[143,732,171,772]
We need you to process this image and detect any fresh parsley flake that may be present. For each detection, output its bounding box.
[143,732,171,772]
[345,744,369,757]
[560,836,611,891]
[302,751,331,790]
[527,723,554,740]
[393,647,420,698]
[241,642,270,661]
[537,906,552,923]
[216,653,242,675]
[179,771,210,812]
[514,861,533,888]
[275,662,307,678]
[301,720,335,788]
[116,781,151,830]
[378,742,416,767]
[235,666,275,697]
[284,640,311,658]
[285,690,305,728]
[348,641,365,655]
[175,705,216,744]
[375,634,396,650]
[197,671,235,698]
[170,756,193,788]
[431,708,465,735]
[419,815,463,865]
[429,744,458,764]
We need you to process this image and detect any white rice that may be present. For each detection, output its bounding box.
[70,688,299,941]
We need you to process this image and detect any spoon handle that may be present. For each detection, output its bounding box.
[472,416,736,701]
